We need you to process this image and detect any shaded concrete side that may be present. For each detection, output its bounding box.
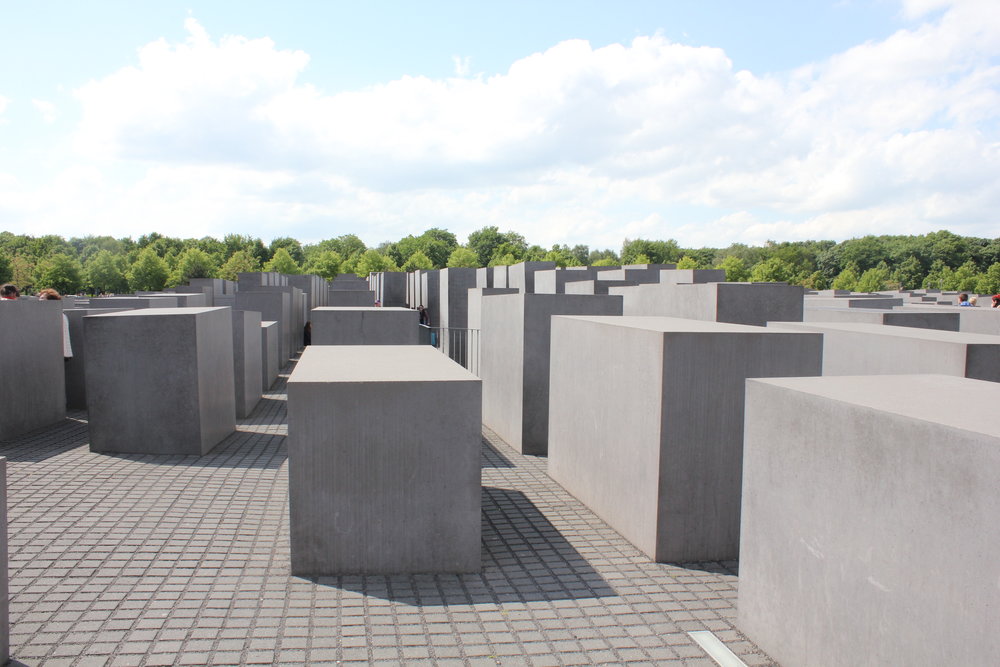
[232,309,262,419]
[740,375,1000,667]
[311,308,418,345]
[327,290,375,307]
[419,270,441,327]
[64,308,131,410]
[236,291,291,364]
[0,300,65,440]
[481,295,526,455]
[804,307,961,332]
[261,321,279,390]
[507,262,556,294]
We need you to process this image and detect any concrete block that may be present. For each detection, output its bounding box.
[311,307,418,345]
[803,306,960,332]
[767,321,1000,381]
[253,286,305,354]
[611,282,804,326]
[329,274,369,290]
[548,316,822,562]
[419,270,441,327]
[532,268,598,294]
[166,285,214,307]
[564,279,637,295]
[261,321,280,390]
[804,296,904,309]
[90,296,179,308]
[372,271,406,307]
[64,307,131,410]
[138,292,208,307]
[232,309,262,419]
[596,263,676,283]
[0,300,66,440]
[288,274,327,310]
[896,303,1000,335]
[506,261,556,293]
[327,290,376,307]
[492,265,508,288]
[235,290,292,365]
[481,293,622,454]
[658,269,726,285]
[476,267,493,289]
[287,345,481,575]
[84,308,236,455]
[739,374,1000,667]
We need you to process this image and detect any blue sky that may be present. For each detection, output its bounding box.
[1,0,996,250]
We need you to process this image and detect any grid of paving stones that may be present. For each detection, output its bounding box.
[1,359,776,666]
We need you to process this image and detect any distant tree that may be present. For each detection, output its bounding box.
[715,256,749,282]
[891,255,924,290]
[631,253,652,265]
[749,257,794,283]
[487,252,516,267]
[621,238,681,265]
[447,247,480,268]
[402,250,434,272]
[832,263,861,291]
[0,252,11,283]
[304,251,343,280]
[37,253,84,295]
[269,237,305,265]
[223,234,270,265]
[952,260,980,291]
[127,248,169,291]
[543,247,572,268]
[218,250,261,281]
[921,260,952,290]
[170,248,217,286]
[974,263,1000,295]
[588,248,619,264]
[591,257,618,267]
[10,255,36,290]
[264,247,301,275]
[855,263,891,292]
[354,249,399,276]
[86,250,129,294]
[675,256,698,269]
[467,226,505,267]
[801,271,829,291]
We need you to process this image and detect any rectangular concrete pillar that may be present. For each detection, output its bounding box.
[506,261,556,294]
[481,293,622,454]
[803,306,961,332]
[261,321,280,391]
[611,282,804,326]
[0,300,66,439]
[64,307,131,410]
[287,345,481,574]
[236,290,292,365]
[740,374,1000,667]
[84,308,236,455]
[327,290,376,307]
[90,296,179,308]
[547,316,822,562]
[310,307,418,345]
[232,309,263,419]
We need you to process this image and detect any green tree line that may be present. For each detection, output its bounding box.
[2,228,999,296]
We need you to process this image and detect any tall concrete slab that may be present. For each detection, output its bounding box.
[547,316,823,562]
[372,271,406,307]
[90,296,179,309]
[419,270,441,327]
[287,345,481,575]
[236,290,292,365]
[596,264,676,283]
[896,303,1000,335]
[803,306,961,332]
[327,290,376,307]
[311,307,418,345]
[84,308,236,455]
[64,307,131,410]
[767,320,1000,381]
[0,300,66,440]
[533,268,598,294]
[658,269,725,285]
[506,261,556,294]
[481,293,622,454]
[137,292,208,307]
[476,267,493,289]
[611,282,804,326]
[261,321,279,391]
[564,279,637,295]
[740,374,1000,667]
[232,309,263,419]
[491,265,508,289]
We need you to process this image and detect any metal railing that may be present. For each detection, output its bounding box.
[419,325,481,376]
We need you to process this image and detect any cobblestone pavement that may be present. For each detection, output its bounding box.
[1,359,776,666]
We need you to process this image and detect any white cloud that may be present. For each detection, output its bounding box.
[4,4,998,248]
[32,99,57,123]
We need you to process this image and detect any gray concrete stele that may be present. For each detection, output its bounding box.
[310,307,418,345]
[287,345,481,575]
[740,374,1000,667]
[84,308,236,455]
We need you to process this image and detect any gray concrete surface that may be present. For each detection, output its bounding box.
[481,293,622,455]
[261,320,280,391]
[371,271,406,307]
[506,262,556,294]
[659,269,726,285]
[310,307,418,345]
[327,290,376,307]
[596,264,676,284]
[803,296,904,309]
[89,296,179,309]
[547,316,822,563]
[419,270,441,328]
[611,282,804,326]
[533,269,598,294]
[236,290,292,365]
[232,309,263,420]
[0,300,66,440]
[896,303,1000,335]
[253,286,305,357]
[564,279,638,295]
[287,346,482,575]
[64,307,131,410]
[767,320,1000,381]
[83,308,236,455]
[803,306,961,331]
[740,374,1000,667]
[137,292,208,307]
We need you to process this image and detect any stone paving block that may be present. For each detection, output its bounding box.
[287,345,481,574]
[84,307,236,455]
[741,374,1000,667]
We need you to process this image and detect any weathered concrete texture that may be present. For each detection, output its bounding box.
[238,272,287,290]
[481,293,623,455]
[326,290,375,307]
[254,286,305,355]
[658,269,726,285]
[596,264,676,284]
[896,303,1000,335]
[235,290,292,364]
[476,267,493,289]
[564,279,638,295]
[328,274,369,291]
[371,271,406,307]
[137,292,208,307]
[467,288,519,369]
[90,296,179,309]
[548,316,822,562]
[64,308,131,410]
[287,345,481,575]
[767,320,1000,381]
[232,309,263,419]
[84,308,236,455]
[0,300,66,440]
[506,262,556,294]
[492,265,508,289]
[740,374,1000,667]
[261,321,280,390]
[611,282,804,326]
[310,307,418,345]
[804,296,904,309]
[188,278,228,300]
[803,306,961,332]
[287,274,327,310]
[0,458,6,663]
[532,269,598,294]
[165,286,214,307]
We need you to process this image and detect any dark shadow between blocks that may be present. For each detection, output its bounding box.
[0,416,90,462]
[306,486,616,605]
[98,429,287,470]
[480,436,514,468]
[666,560,740,577]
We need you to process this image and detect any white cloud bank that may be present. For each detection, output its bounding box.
[3,2,999,248]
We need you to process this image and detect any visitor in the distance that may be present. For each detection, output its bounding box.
[38,288,73,359]
[0,283,19,300]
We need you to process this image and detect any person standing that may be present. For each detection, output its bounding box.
[38,288,73,359]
